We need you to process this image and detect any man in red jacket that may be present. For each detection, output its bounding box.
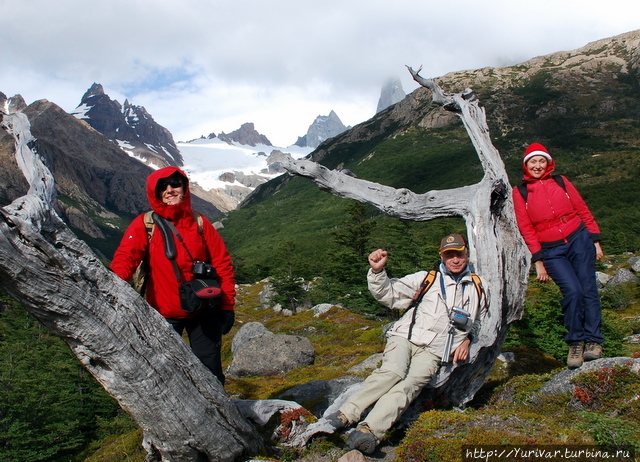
[111,166,235,385]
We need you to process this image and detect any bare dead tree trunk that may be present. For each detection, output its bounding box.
[0,109,262,461]
[282,66,529,405]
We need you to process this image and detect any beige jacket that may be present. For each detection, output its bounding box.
[367,264,488,358]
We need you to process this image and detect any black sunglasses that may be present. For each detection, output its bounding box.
[158,178,183,190]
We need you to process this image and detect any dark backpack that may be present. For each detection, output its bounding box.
[517,175,567,203]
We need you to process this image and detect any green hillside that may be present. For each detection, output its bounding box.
[220,38,640,283]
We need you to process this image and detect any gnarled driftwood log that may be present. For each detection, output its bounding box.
[281,66,529,406]
[0,106,262,462]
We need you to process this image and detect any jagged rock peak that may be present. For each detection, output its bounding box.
[217,122,271,147]
[1,93,28,114]
[0,91,7,113]
[295,110,348,149]
[83,82,106,99]
[376,77,406,113]
[71,83,182,167]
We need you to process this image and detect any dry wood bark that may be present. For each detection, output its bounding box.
[0,108,262,462]
[281,66,529,405]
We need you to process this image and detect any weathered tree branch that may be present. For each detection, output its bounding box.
[281,156,478,220]
[282,66,530,407]
[0,110,263,461]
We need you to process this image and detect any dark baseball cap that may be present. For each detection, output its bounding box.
[439,234,467,253]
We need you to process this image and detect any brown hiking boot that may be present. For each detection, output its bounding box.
[583,342,602,361]
[345,423,378,455]
[567,343,584,369]
[325,411,351,431]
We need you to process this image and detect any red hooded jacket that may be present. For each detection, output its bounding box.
[512,155,600,262]
[111,167,235,319]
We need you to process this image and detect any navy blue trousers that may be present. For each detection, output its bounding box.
[542,228,604,345]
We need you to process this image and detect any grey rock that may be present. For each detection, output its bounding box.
[347,353,383,374]
[295,110,348,148]
[595,271,612,287]
[259,283,276,309]
[608,268,639,285]
[217,122,271,147]
[232,398,301,426]
[312,303,335,317]
[228,323,315,378]
[279,375,363,416]
[537,357,640,397]
[231,322,272,354]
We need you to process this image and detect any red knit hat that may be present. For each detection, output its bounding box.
[523,143,552,164]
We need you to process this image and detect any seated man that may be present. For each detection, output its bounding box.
[327,234,488,454]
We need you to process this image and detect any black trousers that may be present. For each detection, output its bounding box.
[166,308,224,385]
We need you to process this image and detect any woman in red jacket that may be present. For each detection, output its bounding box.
[513,143,604,369]
[111,166,235,384]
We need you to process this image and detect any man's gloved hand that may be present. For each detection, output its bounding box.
[219,310,235,335]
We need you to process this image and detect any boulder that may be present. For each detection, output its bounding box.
[279,376,363,416]
[231,322,271,354]
[311,303,335,317]
[227,322,315,378]
[536,357,640,397]
[608,268,639,285]
[595,271,612,287]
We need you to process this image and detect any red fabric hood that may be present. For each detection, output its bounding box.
[146,167,193,222]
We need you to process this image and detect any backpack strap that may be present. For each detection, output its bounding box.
[552,174,566,191]
[407,269,438,340]
[195,212,204,235]
[470,273,487,309]
[518,175,567,203]
[142,211,155,240]
[144,210,203,238]
[517,183,529,203]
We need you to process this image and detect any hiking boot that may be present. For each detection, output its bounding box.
[567,343,584,369]
[344,423,378,455]
[325,411,351,431]
[583,342,602,361]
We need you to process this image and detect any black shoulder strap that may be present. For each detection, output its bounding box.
[517,183,528,203]
[151,213,183,283]
[518,175,566,203]
[552,174,566,192]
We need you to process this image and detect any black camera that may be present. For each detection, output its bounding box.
[450,307,472,332]
[192,261,216,279]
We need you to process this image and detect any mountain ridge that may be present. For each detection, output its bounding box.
[221,28,640,279]
[72,83,183,168]
[2,29,639,262]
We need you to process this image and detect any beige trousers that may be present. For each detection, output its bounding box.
[339,335,440,439]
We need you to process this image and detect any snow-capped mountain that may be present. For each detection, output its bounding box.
[68,80,402,212]
[71,83,182,168]
[177,139,311,211]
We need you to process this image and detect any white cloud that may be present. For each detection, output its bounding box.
[1,0,639,146]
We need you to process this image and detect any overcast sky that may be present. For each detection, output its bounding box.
[2,0,639,147]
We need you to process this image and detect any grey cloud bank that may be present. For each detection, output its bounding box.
[1,0,639,146]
